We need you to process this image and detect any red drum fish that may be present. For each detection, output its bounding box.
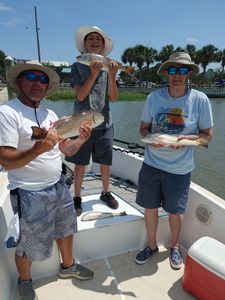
[31,110,104,140]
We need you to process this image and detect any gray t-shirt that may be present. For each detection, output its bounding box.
[70,62,112,130]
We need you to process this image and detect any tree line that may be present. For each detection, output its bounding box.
[1,43,225,86]
[120,44,225,85]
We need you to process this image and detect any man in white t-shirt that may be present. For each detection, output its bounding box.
[135,52,214,270]
[0,61,94,300]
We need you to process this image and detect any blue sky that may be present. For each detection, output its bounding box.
[1,0,225,69]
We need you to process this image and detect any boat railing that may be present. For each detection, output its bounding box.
[113,138,145,156]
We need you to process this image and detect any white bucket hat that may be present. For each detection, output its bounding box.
[75,26,113,56]
[6,60,60,96]
[157,52,200,75]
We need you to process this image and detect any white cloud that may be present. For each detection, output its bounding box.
[185,37,198,44]
[0,3,12,11]
[1,17,24,26]
[0,3,27,26]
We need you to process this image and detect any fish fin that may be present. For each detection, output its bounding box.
[31,126,46,140]
[200,142,208,148]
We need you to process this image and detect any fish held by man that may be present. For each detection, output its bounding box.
[141,133,208,148]
[31,110,104,140]
[76,53,135,76]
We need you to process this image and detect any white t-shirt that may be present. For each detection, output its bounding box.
[141,88,214,175]
[0,98,62,190]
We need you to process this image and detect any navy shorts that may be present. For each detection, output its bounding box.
[65,126,114,165]
[136,163,191,214]
[10,175,77,261]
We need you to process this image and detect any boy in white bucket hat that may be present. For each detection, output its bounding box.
[75,26,113,56]
[135,52,214,270]
[65,26,119,215]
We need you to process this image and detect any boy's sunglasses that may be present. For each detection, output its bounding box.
[167,67,190,75]
[23,72,49,84]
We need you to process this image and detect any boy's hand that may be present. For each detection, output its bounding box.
[90,61,102,77]
[108,59,119,76]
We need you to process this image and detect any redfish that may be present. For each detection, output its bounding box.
[31,110,104,140]
[76,53,135,75]
[141,133,208,148]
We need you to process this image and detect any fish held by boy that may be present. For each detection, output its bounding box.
[141,133,208,148]
[31,110,104,140]
[76,53,135,76]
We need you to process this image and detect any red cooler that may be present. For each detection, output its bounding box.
[183,236,225,300]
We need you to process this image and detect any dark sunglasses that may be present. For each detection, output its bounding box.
[23,72,49,84]
[167,67,190,75]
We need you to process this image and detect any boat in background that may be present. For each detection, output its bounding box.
[1,143,225,299]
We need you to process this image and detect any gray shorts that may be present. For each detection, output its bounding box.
[65,126,114,165]
[136,163,191,214]
[10,175,77,261]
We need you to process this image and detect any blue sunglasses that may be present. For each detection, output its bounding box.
[167,67,190,75]
[23,72,49,84]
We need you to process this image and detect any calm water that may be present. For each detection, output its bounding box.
[43,98,225,200]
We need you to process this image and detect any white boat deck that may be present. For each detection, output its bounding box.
[11,168,196,300]
[18,248,195,300]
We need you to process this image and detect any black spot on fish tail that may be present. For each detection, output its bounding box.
[201,143,208,148]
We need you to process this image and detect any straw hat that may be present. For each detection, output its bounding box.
[157,52,200,75]
[6,60,60,96]
[75,26,113,56]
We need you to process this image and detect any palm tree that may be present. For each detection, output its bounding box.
[215,49,225,80]
[185,44,197,61]
[156,44,175,63]
[121,47,136,66]
[0,50,6,80]
[144,47,157,85]
[195,44,218,78]
[133,44,147,85]
[145,47,157,68]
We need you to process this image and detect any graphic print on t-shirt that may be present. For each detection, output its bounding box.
[152,107,187,134]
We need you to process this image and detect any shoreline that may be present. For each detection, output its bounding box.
[47,86,225,100]
[2,85,225,103]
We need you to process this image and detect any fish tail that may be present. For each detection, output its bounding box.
[31,126,46,140]
[121,66,135,74]
[196,140,208,148]
[120,66,138,82]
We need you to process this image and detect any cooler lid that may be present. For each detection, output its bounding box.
[188,237,225,279]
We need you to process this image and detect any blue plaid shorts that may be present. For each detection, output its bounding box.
[10,175,77,261]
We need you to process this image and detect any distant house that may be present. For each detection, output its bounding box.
[42,60,70,67]
[61,67,72,83]
[15,59,71,83]
[16,59,70,67]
